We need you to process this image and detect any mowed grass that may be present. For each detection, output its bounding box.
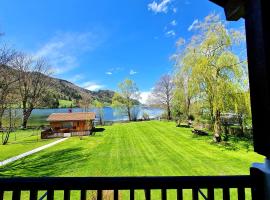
[0,121,264,199]
[0,129,58,161]
[0,121,264,176]
[59,99,74,108]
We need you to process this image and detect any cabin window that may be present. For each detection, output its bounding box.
[63,122,73,129]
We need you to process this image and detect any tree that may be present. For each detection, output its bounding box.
[0,46,17,128]
[150,75,174,120]
[173,63,199,122]
[231,71,251,135]
[173,14,246,142]
[12,53,51,128]
[1,104,20,145]
[112,79,140,121]
[93,100,104,125]
[78,94,92,112]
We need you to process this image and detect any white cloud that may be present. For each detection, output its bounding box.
[148,0,172,14]
[105,67,123,75]
[81,81,105,91]
[188,19,198,31]
[140,91,152,104]
[172,7,177,13]
[165,30,176,37]
[129,69,137,75]
[34,31,104,75]
[170,20,177,26]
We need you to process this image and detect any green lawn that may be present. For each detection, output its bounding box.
[0,129,58,161]
[59,99,74,108]
[0,121,264,199]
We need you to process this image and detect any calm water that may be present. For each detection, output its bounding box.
[26,106,163,126]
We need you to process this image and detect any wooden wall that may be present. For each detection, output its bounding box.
[50,120,93,132]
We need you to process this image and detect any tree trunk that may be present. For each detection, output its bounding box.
[0,108,4,129]
[127,106,131,121]
[2,131,11,145]
[167,104,171,120]
[22,108,33,129]
[238,113,244,136]
[0,115,2,129]
[213,109,222,142]
[99,116,103,125]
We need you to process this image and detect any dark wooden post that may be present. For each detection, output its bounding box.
[244,0,270,157]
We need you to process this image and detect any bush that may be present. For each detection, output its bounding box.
[142,112,150,120]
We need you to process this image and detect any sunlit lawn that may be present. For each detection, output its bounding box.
[0,129,57,161]
[0,121,264,199]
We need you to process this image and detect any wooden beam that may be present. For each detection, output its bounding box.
[245,0,270,157]
[210,0,246,21]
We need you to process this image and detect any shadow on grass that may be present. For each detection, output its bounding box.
[0,147,86,177]
[93,128,105,132]
[191,132,245,152]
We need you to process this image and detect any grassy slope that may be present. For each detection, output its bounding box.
[0,130,58,161]
[0,121,264,199]
[58,99,74,108]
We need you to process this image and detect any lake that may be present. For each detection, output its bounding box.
[25,106,163,126]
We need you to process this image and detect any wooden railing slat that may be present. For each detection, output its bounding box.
[0,190,3,200]
[207,188,215,200]
[12,190,21,200]
[97,190,102,200]
[47,190,54,200]
[223,188,230,200]
[64,189,70,200]
[161,189,167,200]
[177,188,183,200]
[144,189,150,200]
[130,189,134,200]
[237,187,245,200]
[29,190,38,200]
[192,188,199,200]
[80,190,86,200]
[114,189,118,200]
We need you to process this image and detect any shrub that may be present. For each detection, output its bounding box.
[142,112,150,120]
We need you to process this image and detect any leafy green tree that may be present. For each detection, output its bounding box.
[173,14,246,142]
[112,79,140,121]
[93,100,104,125]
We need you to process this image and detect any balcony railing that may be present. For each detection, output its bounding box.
[0,175,255,200]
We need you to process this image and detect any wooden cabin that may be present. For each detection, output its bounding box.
[42,112,96,138]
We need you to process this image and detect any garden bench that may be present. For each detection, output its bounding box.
[192,129,209,136]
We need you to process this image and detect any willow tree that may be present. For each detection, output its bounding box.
[173,47,200,123]
[112,79,140,121]
[173,14,246,142]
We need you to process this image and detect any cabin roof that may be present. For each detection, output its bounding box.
[47,112,96,122]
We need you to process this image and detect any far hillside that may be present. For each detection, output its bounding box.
[46,77,115,107]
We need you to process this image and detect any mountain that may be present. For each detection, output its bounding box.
[1,65,140,107]
[48,77,115,104]
[1,64,115,105]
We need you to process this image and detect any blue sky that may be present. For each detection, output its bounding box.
[0,0,244,102]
